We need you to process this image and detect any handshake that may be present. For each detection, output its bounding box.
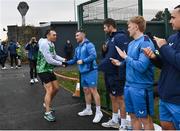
[62,62,68,67]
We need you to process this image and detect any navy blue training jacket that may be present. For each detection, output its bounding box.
[152,31,180,104]
[98,30,129,80]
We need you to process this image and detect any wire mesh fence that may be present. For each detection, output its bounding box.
[82,0,139,23]
[108,0,138,20]
[83,0,104,22]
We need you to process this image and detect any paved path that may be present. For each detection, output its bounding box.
[0,65,114,130]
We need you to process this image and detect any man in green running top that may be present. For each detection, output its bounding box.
[37,29,66,122]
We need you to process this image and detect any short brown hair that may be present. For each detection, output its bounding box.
[103,18,117,29]
[128,16,146,32]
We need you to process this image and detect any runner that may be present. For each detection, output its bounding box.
[36,29,66,122]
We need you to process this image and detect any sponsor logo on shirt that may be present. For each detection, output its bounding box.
[138,110,144,115]
[169,43,174,46]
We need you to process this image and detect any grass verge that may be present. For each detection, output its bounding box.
[56,66,160,124]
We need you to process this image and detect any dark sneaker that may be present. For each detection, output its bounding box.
[44,111,56,122]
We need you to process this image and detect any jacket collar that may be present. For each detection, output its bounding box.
[79,38,89,47]
[109,30,126,38]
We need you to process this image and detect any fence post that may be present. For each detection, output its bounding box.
[104,0,108,19]
[77,5,83,29]
[164,8,170,39]
[103,0,110,110]
[138,0,143,16]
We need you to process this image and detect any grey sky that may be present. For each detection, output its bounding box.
[0,0,179,40]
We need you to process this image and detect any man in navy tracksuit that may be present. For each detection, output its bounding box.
[99,18,129,129]
[66,30,103,123]
[143,5,180,130]
[8,40,18,68]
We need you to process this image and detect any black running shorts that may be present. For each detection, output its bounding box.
[38,72,57,84]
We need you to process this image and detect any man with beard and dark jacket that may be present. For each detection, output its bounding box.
[99,18,129,129]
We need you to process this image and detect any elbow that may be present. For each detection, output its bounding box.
[175,64,180,71]
[175,58,180,70]
[93,54,97,59]
[91,54,97,61]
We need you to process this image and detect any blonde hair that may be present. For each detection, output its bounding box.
[128,16,146,32]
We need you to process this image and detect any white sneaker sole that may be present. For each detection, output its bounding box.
[78,112,93,116]
[93,113,103,123]
[44,116,55,122]
[101,123,119,128]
